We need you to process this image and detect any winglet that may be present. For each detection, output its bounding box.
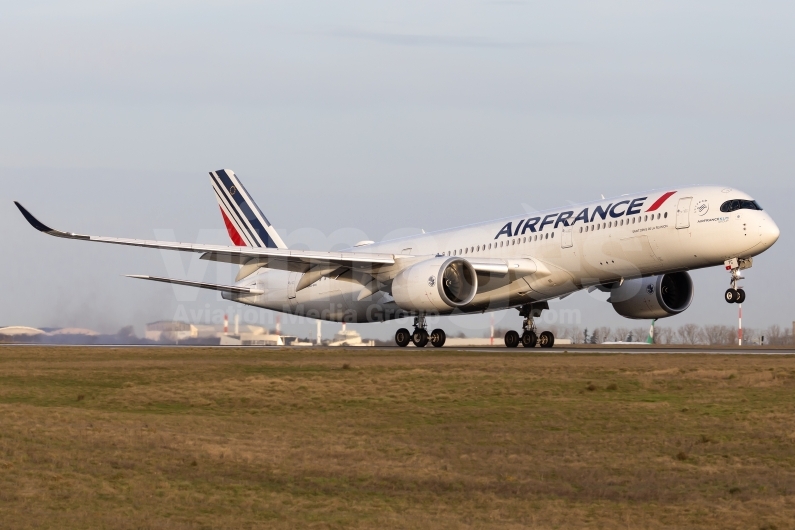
[14,201,54,233]
[13,201,88,240]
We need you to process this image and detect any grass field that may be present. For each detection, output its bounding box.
[1,346,795,529]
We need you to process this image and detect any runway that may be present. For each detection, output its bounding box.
[1,343,793,354]
[464,344,795,355]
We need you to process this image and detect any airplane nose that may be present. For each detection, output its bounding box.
[762,218,780,247]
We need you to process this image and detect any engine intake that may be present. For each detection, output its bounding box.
[610,272,694,319]
[392,257,478,312]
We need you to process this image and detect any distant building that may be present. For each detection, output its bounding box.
[220,334,284,346]
[145,321,198,342]
[193,324,225,339]
[327,325,374,347]
[281,336,314,347]
[48,328,100,337]
[0,326,46,337]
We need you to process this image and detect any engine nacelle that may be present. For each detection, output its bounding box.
[610,272,694,319]
[391,257,478,312]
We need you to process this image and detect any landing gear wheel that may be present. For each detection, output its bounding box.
[395,328,411,347]
[521,330,537,348]
[430,329,446,348]
[412,328,429,348]
[504,330,520,348]
[539,331,555,348]
[725,288,739,304]
[735,288,746,304]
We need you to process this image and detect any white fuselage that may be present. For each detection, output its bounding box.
[227,186,779,323]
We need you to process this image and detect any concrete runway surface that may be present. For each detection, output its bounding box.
[2,343,793,354]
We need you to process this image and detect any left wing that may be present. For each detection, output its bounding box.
[15,202,538,293]
[14,202,397,275]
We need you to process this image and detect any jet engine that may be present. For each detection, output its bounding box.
[610,272,694,319]
[391,257,478,313]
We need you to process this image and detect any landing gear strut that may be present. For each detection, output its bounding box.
[504,302,554,348]
[724,258,751,304]
[395,316,446,348]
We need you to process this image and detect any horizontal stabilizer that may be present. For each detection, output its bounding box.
[125,275,264,295]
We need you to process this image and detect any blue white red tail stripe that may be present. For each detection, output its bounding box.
[209,169,287,249]
[211,180,258,246]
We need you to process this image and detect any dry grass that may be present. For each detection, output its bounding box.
[1,346,795,529]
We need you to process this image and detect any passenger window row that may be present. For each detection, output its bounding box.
[442,210,669,256]
[578,211,667,233]
[445,232,555,256]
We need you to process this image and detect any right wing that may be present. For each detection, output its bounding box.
[125,275,265,295]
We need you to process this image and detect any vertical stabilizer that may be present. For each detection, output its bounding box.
[209,169,287,249]
[646,319,657,344]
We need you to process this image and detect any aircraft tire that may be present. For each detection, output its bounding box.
[736,288,746,304]
[395,328,411,347]
[430,329,446,348]
[539,331,555,348]
[521,331,537,348]
[504,330,520,348]
[412,328,429,348]
[725,288,738,303]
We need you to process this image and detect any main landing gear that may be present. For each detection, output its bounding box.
[395,316,446,348]
[724,257,751,304]
[505,303,554,348]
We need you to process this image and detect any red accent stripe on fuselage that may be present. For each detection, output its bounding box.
[220,207,247,246]
[646,191,676,212]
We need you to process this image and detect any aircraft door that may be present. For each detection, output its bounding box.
[561,227,573,248]
[676,197,692,229]
[287,272,298,299]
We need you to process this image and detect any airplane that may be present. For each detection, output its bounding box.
[14,170,780,348]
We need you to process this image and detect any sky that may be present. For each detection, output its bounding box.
[1,0,793,340]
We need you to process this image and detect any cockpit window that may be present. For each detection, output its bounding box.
[720,199,763,213]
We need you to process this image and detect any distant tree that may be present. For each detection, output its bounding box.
[703,325,734,345]
[589,326,610,344]
[764,324,784,346]
[656,326,674,344]
[491,328,513,340]
[116,325,136,338]
[583,328,589,344]
[631,327,646,343]
[742,327,758,345]
[570,326,583,344]
[556,325,582,344]
[677,324,704,345]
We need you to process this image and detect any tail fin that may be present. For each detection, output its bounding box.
[209,169,287,249]
[646,319,657,344]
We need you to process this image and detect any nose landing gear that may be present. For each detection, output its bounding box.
[724,288,746,304]
[504,303,554,348]
[724,258,751,304]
